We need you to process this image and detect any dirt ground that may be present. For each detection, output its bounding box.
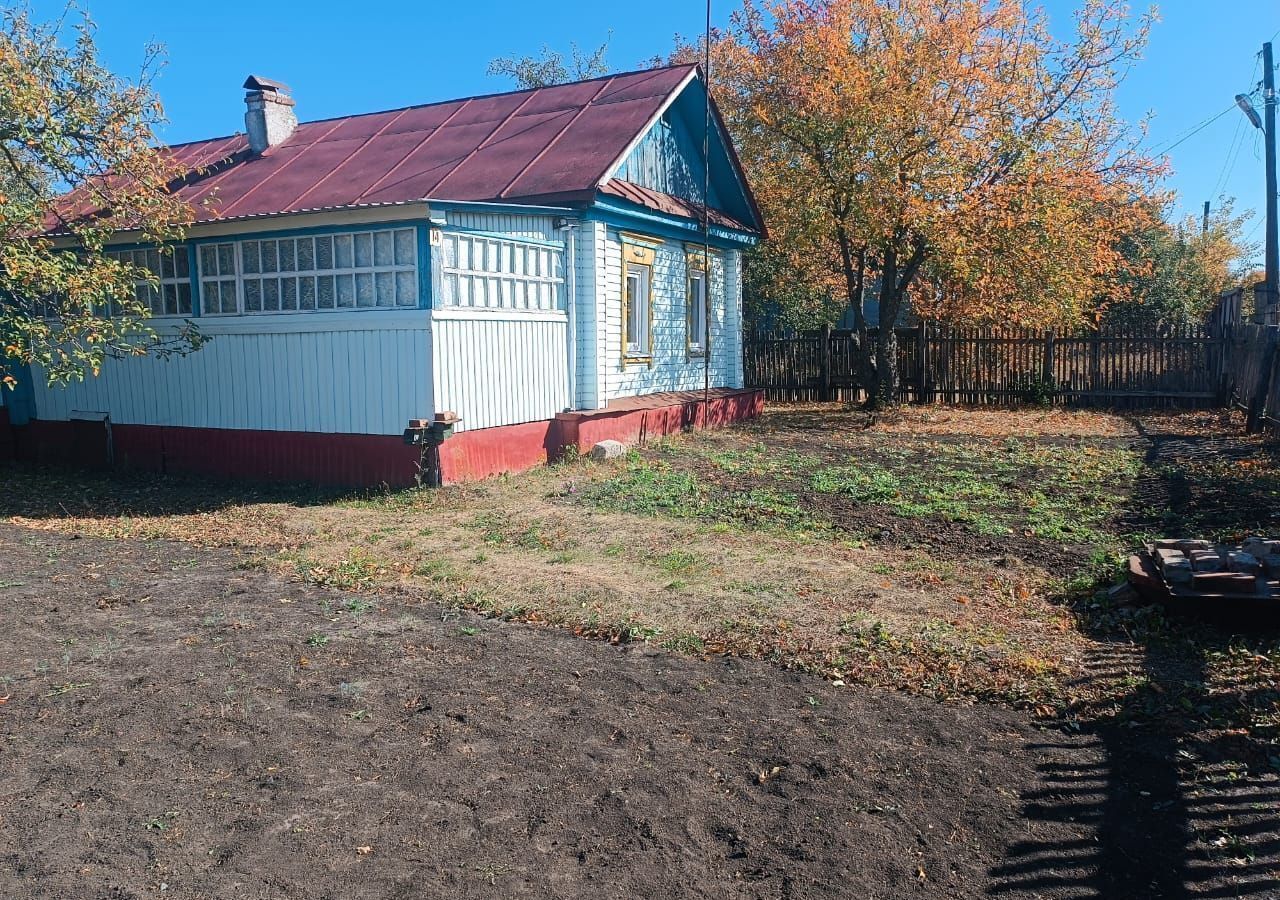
[2,405,1279,898]
[0,525,1263,900]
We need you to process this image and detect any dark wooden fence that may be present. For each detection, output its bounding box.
[745,322,1225,408]
[1221,323,1280,433]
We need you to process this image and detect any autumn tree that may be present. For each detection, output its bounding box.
[1,4,198,389]
[1106,197,1259,325]
[702,0,1163,405]
[487,36,612,89]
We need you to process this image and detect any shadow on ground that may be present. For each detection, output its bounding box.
[992,412,1280,898]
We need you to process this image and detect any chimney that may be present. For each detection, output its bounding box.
[243,75,296,153]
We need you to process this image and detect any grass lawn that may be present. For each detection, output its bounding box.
[3,403,1279,895]
[5,405,1277,748]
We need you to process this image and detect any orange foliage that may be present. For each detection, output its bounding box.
[704,0,1166,331]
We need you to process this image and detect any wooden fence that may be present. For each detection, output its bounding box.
[744,322,1226,408]
[1221,323,1280,433]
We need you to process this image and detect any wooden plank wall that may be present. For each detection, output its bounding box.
[745,323,1224,408]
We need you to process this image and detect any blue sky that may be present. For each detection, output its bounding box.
[27,1,1280,260]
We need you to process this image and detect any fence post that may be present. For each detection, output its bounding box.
[1247,326,1279,433]
[915,321,929,403]
[821,323,832,401]
[1042,330,1056,400]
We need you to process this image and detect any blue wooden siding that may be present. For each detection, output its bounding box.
[615,114,723,210]
[610,79,758,231]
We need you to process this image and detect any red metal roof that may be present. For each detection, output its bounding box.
[600,178,756,233]
[50,65,703,231]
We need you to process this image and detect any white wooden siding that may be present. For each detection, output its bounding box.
[442,211,560,242]
[31,313,432,435]
[595,229,743,403]
[574,221,607,410]
[431,311,568,431]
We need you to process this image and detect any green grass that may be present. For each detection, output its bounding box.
[581,435,1141,550]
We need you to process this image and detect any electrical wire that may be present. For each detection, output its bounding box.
[1211,112,1246,200]
[1149,104,1237,157]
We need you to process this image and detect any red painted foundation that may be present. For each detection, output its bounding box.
[9,389,764,488]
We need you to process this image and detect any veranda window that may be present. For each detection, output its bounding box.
[107,247,192,316]
[198,227,418,315]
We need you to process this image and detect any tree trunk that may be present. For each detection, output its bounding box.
[872,324,898,407]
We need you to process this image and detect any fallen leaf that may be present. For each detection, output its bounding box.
[356,846,373,855]
[0,694,10,705]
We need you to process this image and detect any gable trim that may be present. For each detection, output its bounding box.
[593,67,700,193]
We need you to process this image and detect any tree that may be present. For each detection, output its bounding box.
[487,36,611,89]
[1106,197,1259,325]
[700,0,1163,406]
[1,4,199,390]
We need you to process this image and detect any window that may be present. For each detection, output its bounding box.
[199,243,239,315]
[621,236,657,362]
[107,247,192,316]
[686,260,707,356]
[624,263,652,360]
[198,227,418,315]
[439,232,564,310]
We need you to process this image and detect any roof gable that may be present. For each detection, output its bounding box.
[601,75,762,233]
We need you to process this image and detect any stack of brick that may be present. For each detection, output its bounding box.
[1151,538,1273,595]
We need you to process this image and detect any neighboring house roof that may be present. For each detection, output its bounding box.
[48,64,761,235]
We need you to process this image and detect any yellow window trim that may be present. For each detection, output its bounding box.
[620,234,658,367]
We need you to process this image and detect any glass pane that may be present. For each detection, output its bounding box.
[163,284,178,315]
[315,235,333,270]
[261,240,278,273]
[160,252,175,279]
[281,277,297,310]
[177,282,192,315]
[334,234,353,269]
[356,272,375,307]
[336,273,355,307]
[241,240,259,274]
[300,277,316,310]
[317,274,335,308]
[354,232,373,268]
[375,271,395,305]
[218,244,236,276]
[374,231,393,267]
[297,236,315,271]
[394,229,414,266]
[278,239,295,272]
[199,244,217,277]
[175,249,190,278]
[244,278,262,312]
[395,271,417,306]
[263,278,280,311]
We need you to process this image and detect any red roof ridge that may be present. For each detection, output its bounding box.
[280,63,697,137]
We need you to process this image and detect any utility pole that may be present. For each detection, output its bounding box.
[1263,41,1278,323]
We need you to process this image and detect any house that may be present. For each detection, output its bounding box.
[2,65,764,486]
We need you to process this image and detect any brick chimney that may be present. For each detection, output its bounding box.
[243,75,296,153]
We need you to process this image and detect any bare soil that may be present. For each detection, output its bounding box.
[2,405,1279,898]
[0,526,1196,899]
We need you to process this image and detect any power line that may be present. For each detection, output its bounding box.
[1212,112,1246,198]
[1149,104,1236,157]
